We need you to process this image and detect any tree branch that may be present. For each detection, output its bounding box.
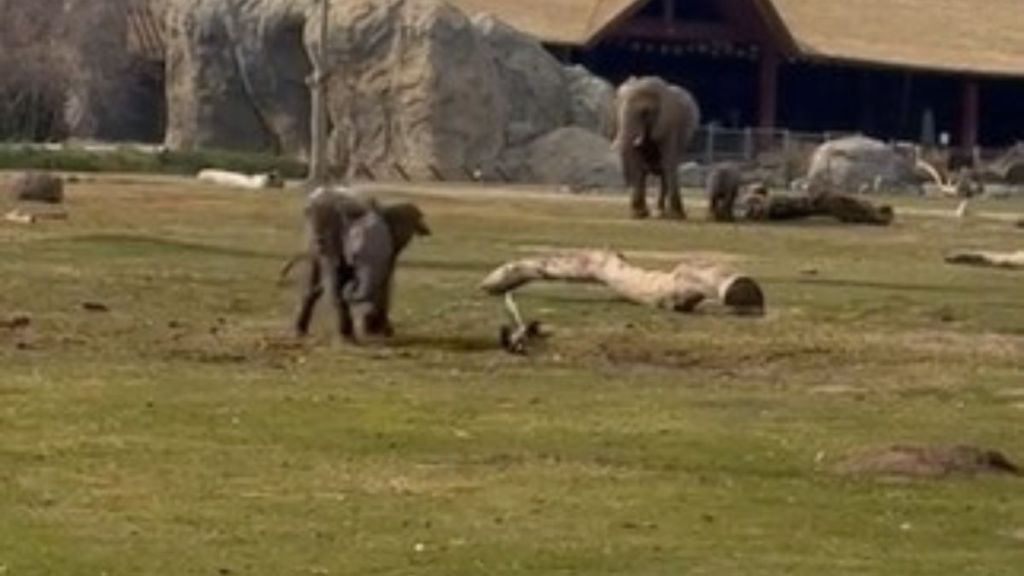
[480,250,765,314]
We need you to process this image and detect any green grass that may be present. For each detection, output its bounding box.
[0,145,307,178]
[1,176,1023,575]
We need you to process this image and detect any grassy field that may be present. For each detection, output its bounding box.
[1,175,1023,575]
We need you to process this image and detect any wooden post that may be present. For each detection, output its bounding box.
[705,124,716,164]
[308,0,330,186]
[757,49,779,130]
[782,129,793,184]
[960,78,979,149]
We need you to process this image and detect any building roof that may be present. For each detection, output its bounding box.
[449,0,1024,77]
[771,0,1024,77]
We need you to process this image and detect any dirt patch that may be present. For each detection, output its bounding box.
[835,444,1021,479]
[596,340,705,371]
[0,313,32,330]
[865,330,1024,363]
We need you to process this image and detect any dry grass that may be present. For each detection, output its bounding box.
[1,175,1023,575]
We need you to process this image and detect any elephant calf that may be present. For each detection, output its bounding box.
[612,76,701,220]
[291,187,430,340]
[706,163,743,222]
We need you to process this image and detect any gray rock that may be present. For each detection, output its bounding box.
[320,0,505,180]
[510,126,622,191]
[472,14,568,148]
[806,136,919,195]
[165,0,506,179]
[564,64,615,138]
[8,172,64,204]
[164,0,311,155]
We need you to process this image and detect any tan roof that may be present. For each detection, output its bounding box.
[771,0,1024,77]
[449,0,640,45]
[451,0,1024,77]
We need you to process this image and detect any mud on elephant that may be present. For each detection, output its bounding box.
[611,76,701,220]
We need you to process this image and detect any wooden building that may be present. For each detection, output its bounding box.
[452,0,1024,148]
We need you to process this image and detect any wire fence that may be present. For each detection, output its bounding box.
[684,125,1015,186]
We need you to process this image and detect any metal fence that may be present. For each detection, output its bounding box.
[680,126,854,185]
[684,126,1014,186]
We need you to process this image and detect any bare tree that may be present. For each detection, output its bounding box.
[0,0,161,142]
[0,0,72,140]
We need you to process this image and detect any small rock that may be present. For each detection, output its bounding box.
[7,171,64,204]
[81,302,110,313]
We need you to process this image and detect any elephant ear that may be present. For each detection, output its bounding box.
[650,83,685,144]
[661,85,701,152]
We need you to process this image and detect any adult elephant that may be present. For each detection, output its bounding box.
[611,76,701,220]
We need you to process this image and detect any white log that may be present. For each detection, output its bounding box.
[480,250,764,314]
[196,169,282,190]
[945,249,1024,269]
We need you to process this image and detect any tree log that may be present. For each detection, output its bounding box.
[738,191,893,225]
[480,250,765,314]
[945,249,1024,270]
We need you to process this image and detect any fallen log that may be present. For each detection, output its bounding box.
[480,250,765,314]
[737,190,893,225]
[944,249,1024,270]
[4,208,69,225]
[196,168,284,190]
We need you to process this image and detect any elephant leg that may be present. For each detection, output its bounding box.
[321,255,355,341]
[626,155,650,219]
[662,158,685,220]
[365,269,395,337]
[631,176,650,219]
[294,257,323,337]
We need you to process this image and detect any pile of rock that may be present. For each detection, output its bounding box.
[163,0,622,190]
[805,136,920,195]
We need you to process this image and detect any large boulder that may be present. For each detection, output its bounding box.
[165,0,507,176]
[806,136,918,195]
[318,0,506,179]
[564,64,615,138]
[162,0,625,183]
[164,0,312,156]
[504,127,622,191]
[472,14,568,148]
